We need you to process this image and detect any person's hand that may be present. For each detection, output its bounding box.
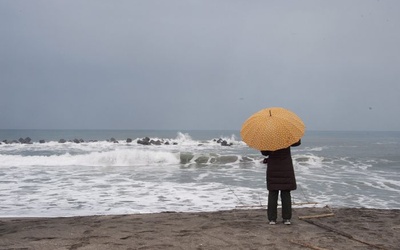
[263,158,268,164]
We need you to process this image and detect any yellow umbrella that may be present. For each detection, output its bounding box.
[241,107,305,151]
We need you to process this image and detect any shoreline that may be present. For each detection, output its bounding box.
[1,207,399,250]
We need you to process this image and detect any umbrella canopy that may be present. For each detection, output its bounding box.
[241,107,305,151]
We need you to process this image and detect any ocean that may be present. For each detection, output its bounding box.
[1,130,399,217]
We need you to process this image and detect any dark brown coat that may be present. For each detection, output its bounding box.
[261,140,301,191]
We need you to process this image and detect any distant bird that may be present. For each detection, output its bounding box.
[369,107,372,110]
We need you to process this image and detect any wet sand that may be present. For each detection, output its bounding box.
[1,207,399,250]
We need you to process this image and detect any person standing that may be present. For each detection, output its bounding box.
[261,140,301,225]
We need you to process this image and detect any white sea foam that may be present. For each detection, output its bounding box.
[293,154,324,169]
[0,149,180,167]
[301,146,326,152]
[1,131,400,217]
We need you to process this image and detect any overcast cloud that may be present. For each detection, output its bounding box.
[1,0,399,131]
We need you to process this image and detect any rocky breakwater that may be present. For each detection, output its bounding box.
[137,137,178,146]
[1,136,235,147]
[1,137,33,144]
[213,138,233,146]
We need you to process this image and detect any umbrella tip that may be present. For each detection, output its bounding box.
[269,110,272,116]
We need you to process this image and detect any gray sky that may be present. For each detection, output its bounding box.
[1,0,399,131]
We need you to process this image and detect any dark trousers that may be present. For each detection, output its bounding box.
[268,190,292,221]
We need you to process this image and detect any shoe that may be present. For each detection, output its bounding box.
[283,220,291,225]
[269,221,276,225]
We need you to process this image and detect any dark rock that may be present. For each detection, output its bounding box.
[150,140,162,145]
[59,139,66,143]
[2,140,8,144]
[173,142,178,145]
[79,139,84,143]
[17,137,32,144]
[214,138,233,146]
[137,137,151,145]
[12,140,19,144]
[109,138,119,143]
[126,138,132,143]
[73,139,80,143]
[39,140,45,143]
[221,140,233,146]
[164,141,170,145]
